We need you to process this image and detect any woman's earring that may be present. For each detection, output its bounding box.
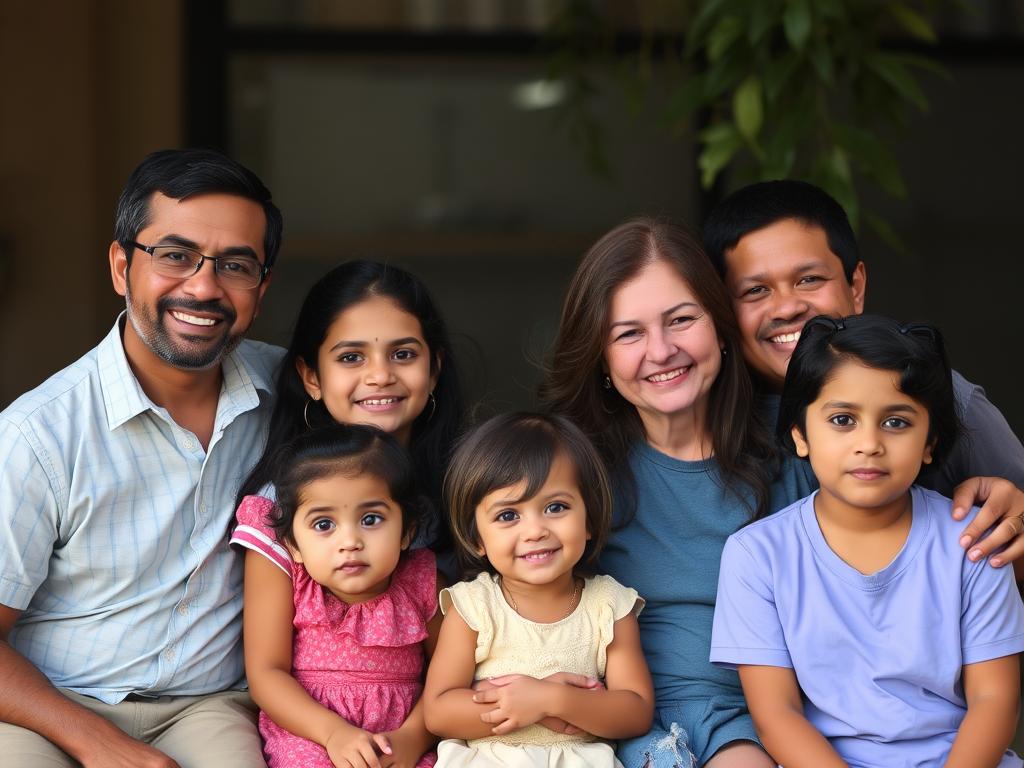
[427,391,437,421]
[303,395,321,430]
[721,346,728,356]
[603,375,612,390]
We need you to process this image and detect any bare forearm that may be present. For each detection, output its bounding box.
[550,687,652,739]
[946,698,1018,768]
[0,640,129,762]
[423,689,497,740]
[249,666,355,746]
[753,708,847,768]
[392,696,437,755]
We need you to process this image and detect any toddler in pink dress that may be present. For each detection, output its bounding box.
[233,425,440,768]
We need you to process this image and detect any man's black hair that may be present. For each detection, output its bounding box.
[113,148,283,269]
[703,179,860,282]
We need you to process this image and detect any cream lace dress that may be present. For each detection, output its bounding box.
[435,572,644,767]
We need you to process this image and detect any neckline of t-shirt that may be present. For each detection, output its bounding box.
[798,487,929,590]
[490,573,592,627]
[635,441,717,473]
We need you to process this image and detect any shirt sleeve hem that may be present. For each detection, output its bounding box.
[962,633,1024,665]
[710,646,793,670]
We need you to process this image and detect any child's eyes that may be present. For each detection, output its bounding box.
[392,348,417,361]
[545,502,568,514]
[495,509,519,523]
[828,414,855,427]
[882,417,910,429]
[338,352,363,364]
[360,512,384,527]
[312,518,335,533]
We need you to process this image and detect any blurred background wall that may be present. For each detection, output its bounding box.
[1,0,1022,439]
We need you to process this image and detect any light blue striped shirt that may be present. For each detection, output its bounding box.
[0,317,284,704]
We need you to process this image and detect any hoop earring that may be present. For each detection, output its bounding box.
[603,375,612,390]
[303,396,321,430]
[426,391,437,421]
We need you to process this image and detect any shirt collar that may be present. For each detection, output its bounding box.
[97,312,274,432]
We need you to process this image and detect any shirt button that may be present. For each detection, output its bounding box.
[177,602,189,616]
[199,503,208,514]
[183,438,195,451]
[164,648,175,662]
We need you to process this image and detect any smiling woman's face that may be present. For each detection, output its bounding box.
[604,259,723,431]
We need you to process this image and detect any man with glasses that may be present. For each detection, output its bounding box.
[704,179,1024,568]
[0,149,283,767]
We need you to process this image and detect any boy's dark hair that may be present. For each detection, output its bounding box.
[444,412,612,577]
[237,259,463,550]
[703,180,860,282]
[114,148,283,270]
[777,314,963,470]
[271,424,428,547]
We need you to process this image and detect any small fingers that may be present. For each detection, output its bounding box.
[371,733,393,756]
[485,674,520,686]
[472,689,498,704]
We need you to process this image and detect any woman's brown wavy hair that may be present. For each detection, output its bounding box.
[538,217,777,520]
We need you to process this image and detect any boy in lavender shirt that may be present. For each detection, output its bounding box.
[711,315,1024,767]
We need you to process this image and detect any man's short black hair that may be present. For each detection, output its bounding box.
[113,148,283,269]
[703,179,860,282]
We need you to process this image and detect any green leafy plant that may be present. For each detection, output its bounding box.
[548,0,945,239]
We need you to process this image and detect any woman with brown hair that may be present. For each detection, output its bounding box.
[540,218,814,767]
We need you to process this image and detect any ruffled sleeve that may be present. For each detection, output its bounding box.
[586,574,644,677]
[292,548,437,648]
[230,494,293,576]
[439,572,499,664]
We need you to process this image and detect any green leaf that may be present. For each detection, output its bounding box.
[888,4,938,43]
[747,0,777,44]
[783,0,812,51]
[686,0,732,52]
[833,123,907,198]
[867,53,929,110]
[734,75,764,140]
[699,123,743,188]
[707,15,745,61]
[703,53,748,101]
[810,39,834,84]
[763,51,800,101]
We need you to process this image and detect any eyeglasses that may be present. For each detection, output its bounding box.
[128,241,267,289]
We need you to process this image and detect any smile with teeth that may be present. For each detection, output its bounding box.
[357,397,403,406]
[170,310,219,327]
[517,548,559,562]
[646,367,689,383]
[769,330,801,344]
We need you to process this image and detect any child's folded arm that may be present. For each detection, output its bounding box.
[422,607,497,740]
[547,612,653,739]
[945,654,1020,768]
[739,664,847,768]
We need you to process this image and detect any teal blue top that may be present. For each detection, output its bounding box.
[599,442,815,704]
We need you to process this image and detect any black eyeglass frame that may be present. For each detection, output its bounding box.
[126,240,269,288]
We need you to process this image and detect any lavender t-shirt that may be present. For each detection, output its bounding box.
[711,486,1024,768]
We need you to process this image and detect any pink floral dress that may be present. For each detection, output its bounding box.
[233,495,438,768]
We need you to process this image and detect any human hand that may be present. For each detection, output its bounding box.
[79,730,180,768]
[480,672,602,735]
[473,674,552,735]
[952,477,1024,568]
[377,723,432,768]
[325,724,391,768]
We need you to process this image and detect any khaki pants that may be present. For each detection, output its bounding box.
[0,689,265,767]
